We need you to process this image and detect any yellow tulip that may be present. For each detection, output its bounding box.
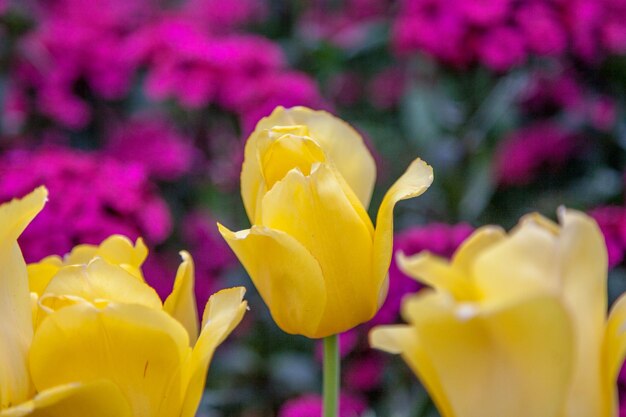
[370,209,626,417]
[0,187,248,417]
[219,106,433,338]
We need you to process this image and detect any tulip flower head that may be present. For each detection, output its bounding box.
[219,106,433,338]
[371,209,626,417]
[0,187,247,417]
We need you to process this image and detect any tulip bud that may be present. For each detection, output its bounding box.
[220,106,433,338]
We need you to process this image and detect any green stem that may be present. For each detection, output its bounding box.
[323,334,340,417]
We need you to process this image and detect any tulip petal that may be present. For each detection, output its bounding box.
[180,287,247,417]
[218,224,327,337]
[63,236,148,281]
[451,226,505,273]
[0,380,132,417]
[605,293,626,417]
[27,256,63,296]
[370,322,454,417]
[164,251,199,344]
[556,209,609,417]
[260,134,326,191]
[375,290,574,417]
[260,165,376,336]
[242,106,377,220]
[0,187,47,409]
[29,303,190,417]
[397,252,470,299]
[39,258,162,312]
[372,159,433,305]
[471,218,558,308]
[605,293,626,386]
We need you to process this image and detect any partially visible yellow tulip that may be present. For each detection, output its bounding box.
[370,209,626,417]
[219,106,433,338]
[0,187,248,417]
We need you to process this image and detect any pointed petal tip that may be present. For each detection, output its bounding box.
[369,325,406,354]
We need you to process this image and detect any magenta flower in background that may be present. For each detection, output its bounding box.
[590,206,626,268]
[393,0,467,66]
[476,25,526,72]
[105,116,197,181]
[459,0,510,25]
[515,2,567,56]
[297,0,391,49]
[367,67,406,109]
[0,147,172,263]
[372,223,473,325]
[10,0,156,128]
[521,70,584,115]
[344,353,385,392]
[278,393,366,417]
[393,0,626,70]
[494,123,580,187]
[180,0,267,33]
[181,211,236,310]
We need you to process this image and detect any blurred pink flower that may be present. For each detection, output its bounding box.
[180,0,267,33]
[516,2,567,56]
[494,123,580,187]
[105,116,197,181]
[328,72,364,107]
[0,147,172,263]
[9,0,155,127]
[181,211,236,310]
[566,0,604,61]
[522,70,584,114]
[603,18,626,54]
[345,354,385,392]
[367,67,406,109]
[588,96,618,131]
[590,206,626,268]
[476,26,526,72]
[278,393,366,417]
[459,0,511,25]
[393,0,468,66]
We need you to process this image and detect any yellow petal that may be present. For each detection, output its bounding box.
[218,224,326,337]
[397,251,471,299]
[556,209,609,417]
[39,258,162,312]
[29,303,190,417]
[372,159,433,306]
[63,236,148,280]
[242,106,377,220]
[471,218,558,308]
[450,226,505,273]
[260,134,326,190]
[0,380,131,417]
[0,187,47,243]
[180,287,247,417]
[604,293,626,417]
[374,290,574,417]
[0,187,48,409]
[260,164,376,337]
[164,251,199,345]
[370,322,454,417]
[27,256,62,296]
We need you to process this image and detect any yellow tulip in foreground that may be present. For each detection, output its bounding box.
[0,187,247,417]
[371,209,626,417]
[219,106,433,338]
